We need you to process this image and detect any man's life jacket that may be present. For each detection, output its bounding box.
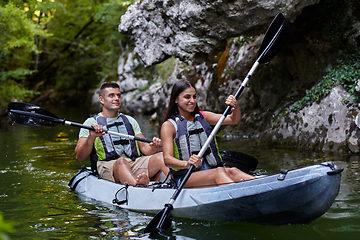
[171,112,223,174]
[90,113,141,171]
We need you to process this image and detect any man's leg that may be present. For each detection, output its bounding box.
[147,152,169,181]
[113,157,149,185]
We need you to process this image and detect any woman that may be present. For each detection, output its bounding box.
[161,80,255,188]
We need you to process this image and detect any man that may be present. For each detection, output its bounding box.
[75,82,168,185]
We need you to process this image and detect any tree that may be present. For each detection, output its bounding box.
[0,2,50,109]
[0,0,134,112]
[27,0,134,93]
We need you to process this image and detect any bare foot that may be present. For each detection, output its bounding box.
[135,173,150,186]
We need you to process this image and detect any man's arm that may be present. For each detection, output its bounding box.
[75,124,104,162]
[126,115,162,156]
[137,134,162,156]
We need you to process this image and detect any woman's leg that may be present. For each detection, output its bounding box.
[184,167,234,188]
[224,167,255,182]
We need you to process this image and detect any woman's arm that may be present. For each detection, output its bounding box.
[203,95,241,125]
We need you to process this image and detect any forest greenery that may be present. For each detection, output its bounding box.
[0,211,15,240]
[0,0,135,110]
[0,2,50,108]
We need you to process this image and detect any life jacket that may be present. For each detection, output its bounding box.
[90,113,141,171]
[171,112,223,173]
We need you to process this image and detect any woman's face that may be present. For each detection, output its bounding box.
[175,86,197,115]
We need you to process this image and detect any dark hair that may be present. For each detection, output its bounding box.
[163,80,199,122]
[99,82,120,97]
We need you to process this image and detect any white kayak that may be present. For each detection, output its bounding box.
[69,161,342,225]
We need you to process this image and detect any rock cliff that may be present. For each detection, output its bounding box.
[104,0,360,154]
[119,0,319,66]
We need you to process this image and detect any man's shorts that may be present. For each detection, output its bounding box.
[97,155,151,182]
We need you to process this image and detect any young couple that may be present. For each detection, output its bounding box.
[75,81,254,187]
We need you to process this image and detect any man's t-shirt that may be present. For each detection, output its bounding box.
[79,112,142,139]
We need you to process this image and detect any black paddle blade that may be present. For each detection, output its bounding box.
[257,13,291,64]
[144,205,173,236]
[8,102,59,118]
[219,150,258,173]
[8,102,63,127]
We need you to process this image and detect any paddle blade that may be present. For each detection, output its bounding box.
[144,205,172,236]
[219,150,258,173]
[8,102,63,127]
[257,13,291,64]
[8,102,59,118]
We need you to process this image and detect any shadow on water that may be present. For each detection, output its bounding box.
[0,106,359,239]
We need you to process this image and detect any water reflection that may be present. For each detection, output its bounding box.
[0,111,359,239]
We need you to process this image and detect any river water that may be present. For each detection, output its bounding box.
[0,106,359,239]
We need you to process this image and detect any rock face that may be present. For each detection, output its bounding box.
[119,0,319,66]
[258,84,360,154]
[109,0,360,154]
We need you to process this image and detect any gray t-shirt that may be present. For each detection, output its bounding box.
[78,112,142,138]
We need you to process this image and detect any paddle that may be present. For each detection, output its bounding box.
[219,150,258,173]
[7,102,153,143]
[7,102,259,171]
[144,12,291,236]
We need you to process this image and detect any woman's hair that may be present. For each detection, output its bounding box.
[163,80,200,122]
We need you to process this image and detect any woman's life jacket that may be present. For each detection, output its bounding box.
[90,113,141,171]
[171,112,223,174]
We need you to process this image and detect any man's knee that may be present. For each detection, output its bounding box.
[153,152,163,160]
[115,157,127,166]
[149,152,164,164]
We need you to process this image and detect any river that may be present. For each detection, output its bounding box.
[0,105,359,239]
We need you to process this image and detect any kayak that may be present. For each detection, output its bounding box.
[7,103,341,224]
[68,158,343,225]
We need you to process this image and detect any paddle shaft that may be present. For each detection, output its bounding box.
[9,109,153,143]
[64,120,153,143]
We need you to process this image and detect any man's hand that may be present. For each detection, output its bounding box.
[149,137,162,151]
[90,124,106,138]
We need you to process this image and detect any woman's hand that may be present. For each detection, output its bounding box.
[188,154,202,169]
[225,95,238,111]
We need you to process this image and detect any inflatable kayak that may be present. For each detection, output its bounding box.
[69,159,342,225]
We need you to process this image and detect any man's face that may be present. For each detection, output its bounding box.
[99,87,121,111]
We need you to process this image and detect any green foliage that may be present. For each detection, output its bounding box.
[0,2,47,107]
[40,0,135,92]
[275,50,360,124]
[0,80,39,108]
[0,0,135,110]
[0,211,15,240]
[155,57,177,85]
[232,36,253,47]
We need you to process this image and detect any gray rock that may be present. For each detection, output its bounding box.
[259,84,360,153]
[119,0,319,66]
